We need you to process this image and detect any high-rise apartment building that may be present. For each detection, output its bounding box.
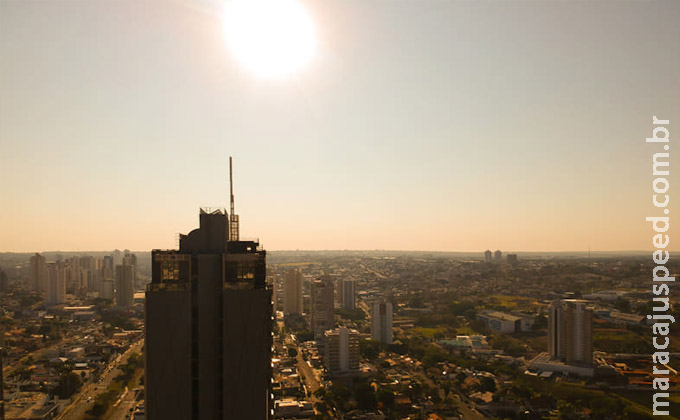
[46,262,66,305]
[371,300,393,344]
[115,261,135,309]
[311,275,334,343]
[548,299,593,365]
[324,327,360,374]
[101,255,114,297]
[145,160,272,420]
[30,253,48,293]
[341,279,355,310]
[484,250,492,263]
[101,279,114,300]
[494,250,503,263]
[283,269,303,315]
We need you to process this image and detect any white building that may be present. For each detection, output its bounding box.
[324,327,360,373]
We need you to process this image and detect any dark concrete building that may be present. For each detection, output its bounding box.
[548,299,593,365]
[145,208,273,420]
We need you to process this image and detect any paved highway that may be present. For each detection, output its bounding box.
[56,338,144,420]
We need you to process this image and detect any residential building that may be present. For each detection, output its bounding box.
[548,299,593,365]
[30,253,48,293]
[371,300,393,344]
[341,279,355,310]
[324,327,360,374]
[283,269,303,315]
[311,275,334,344]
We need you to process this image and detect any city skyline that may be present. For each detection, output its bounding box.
[1,0,678,253]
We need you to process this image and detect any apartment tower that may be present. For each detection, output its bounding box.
[548,299,593,365]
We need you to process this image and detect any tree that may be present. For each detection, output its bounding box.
[354,383,377,411]
[477,376,496,393]
[52,372,82,399]
[359,339,382,359]
[377,389,395,411]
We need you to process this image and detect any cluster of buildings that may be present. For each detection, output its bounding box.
[483,249,517,264]
[281,269,394,376]
[29,251,138,308]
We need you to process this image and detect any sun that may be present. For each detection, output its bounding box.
[222,0,316,78]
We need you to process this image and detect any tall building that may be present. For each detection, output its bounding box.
[101,279,114,300]
[341,279,355,310]
[30,253,48,293]
[548,299,593,365]
[101,255,114,297]
[46,262,66,305]
[66,257,82,291]
[145,159,272,420]
[123,251,140,289]
[371,300,393,344]
[484,250,492,263]
[283,269,303,316]
[494,250,503,263]
[115,261,135,309]
[311,275,334,343]
[324,327,360,374]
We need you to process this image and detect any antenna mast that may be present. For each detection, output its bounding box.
[229,157,239,241]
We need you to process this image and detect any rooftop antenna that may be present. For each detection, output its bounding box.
[229,156,239,241]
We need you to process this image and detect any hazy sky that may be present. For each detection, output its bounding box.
[1,0,679,252]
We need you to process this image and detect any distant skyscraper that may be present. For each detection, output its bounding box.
[283,269,303,315]
[507,253,518,264]
[101,279,114,300]
[311,275,334,344]
[66,257,81,291]
[494,250,502,263]
[484,250,492,263]
[324,327,360,374]
[30,253,48,293]
[549,299,593,365]
[341,279,355,310]
[101,255,114,297]
[115,261,135,309]
[145,159,272,420]
[371,300,393,344]
[46,262,66,305]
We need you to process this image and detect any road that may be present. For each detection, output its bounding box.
[56,338,144,420]
[296,352,321,397]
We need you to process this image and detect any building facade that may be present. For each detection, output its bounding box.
[283,269,303,315]
[324,327,360,374]
[115,260,135,309]
[46,262,66,305]
[548,299,593,365]
[30,253,48,293]
[371,300,393,344]
[145,208,273,420]
[311,275,334,343]
[341,279,355,310]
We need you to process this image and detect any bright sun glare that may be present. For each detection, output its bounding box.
[223,0,316,78]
